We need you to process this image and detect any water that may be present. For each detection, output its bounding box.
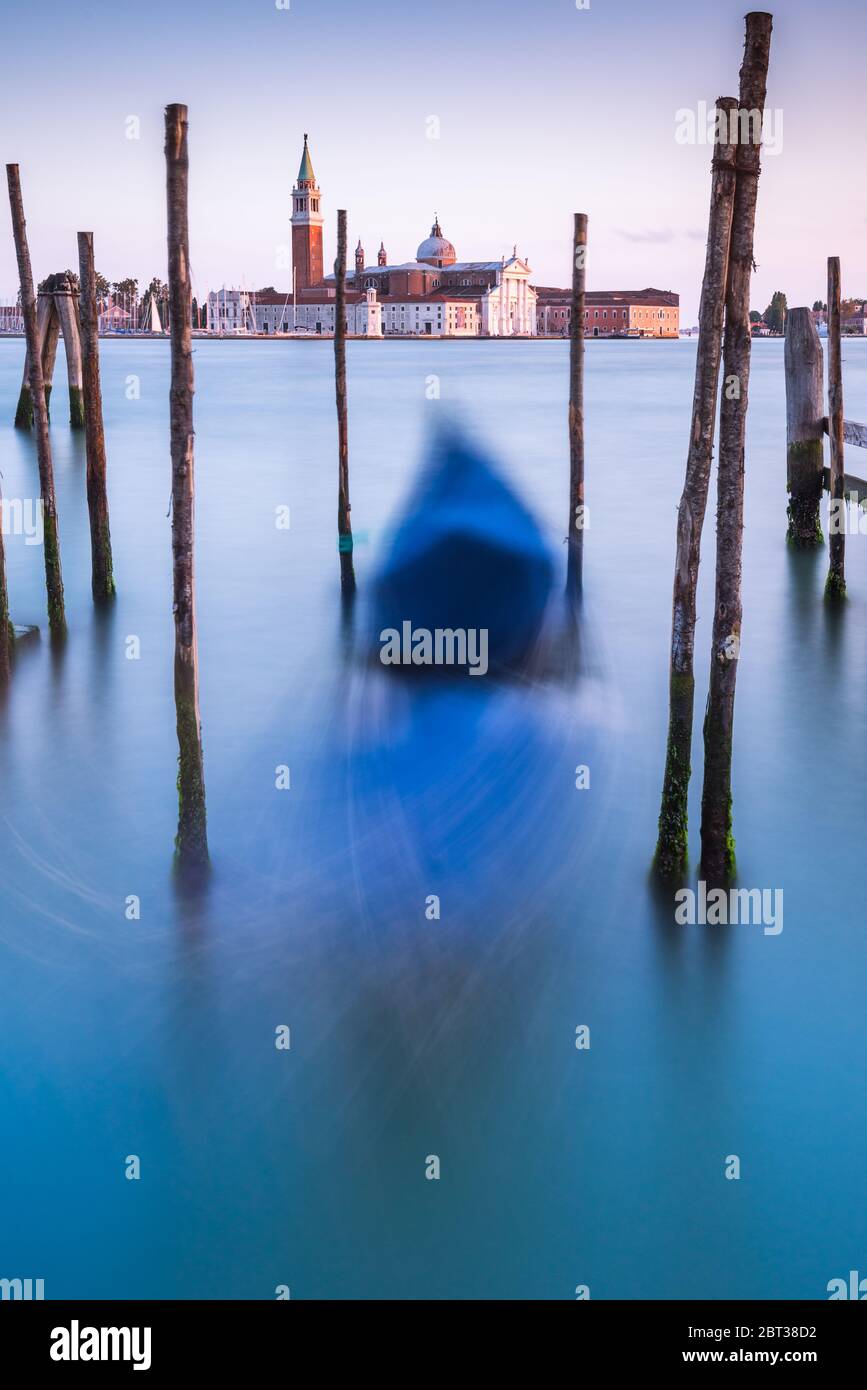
[1,335,866,1300]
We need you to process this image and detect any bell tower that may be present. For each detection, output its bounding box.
[291,134,324,290]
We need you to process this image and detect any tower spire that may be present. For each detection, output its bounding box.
[291,134,324,290]
[297,132,316,186]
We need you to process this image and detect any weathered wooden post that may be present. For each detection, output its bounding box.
[334,208,356,594]
[654,96,739,878]
[566,212,588,600]
[20,276,83,427]
[14,291,55,427]
[77,232,116,601]
[41,293,61,419]
[784,307,824,547]
[54,277,85,428]
[700,12,773,884]
[6,165,67,639]
[825,256,846,599]
[165,104,208,873]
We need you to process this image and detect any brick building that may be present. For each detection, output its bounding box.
[535,287,680,337]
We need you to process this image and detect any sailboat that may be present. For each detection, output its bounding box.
[142,295,163,334]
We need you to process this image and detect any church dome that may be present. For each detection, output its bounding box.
[416,217,456,267]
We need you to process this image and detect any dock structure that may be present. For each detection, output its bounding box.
[14,271,84,429]
[784,297,867,532]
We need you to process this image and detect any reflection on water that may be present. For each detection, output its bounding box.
[1,338,866,1298]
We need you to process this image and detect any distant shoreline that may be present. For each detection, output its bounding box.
[0,331,688,344]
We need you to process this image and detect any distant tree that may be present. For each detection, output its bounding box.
[112,277,138,303]
[763,290,788,335]
[95,272,111,304]
[812,300,825,312]
[749,309,761,323]
[143,276,166,302]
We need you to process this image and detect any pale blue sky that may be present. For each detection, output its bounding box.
[1,0,865,318]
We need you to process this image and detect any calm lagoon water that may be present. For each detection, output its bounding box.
[1,335,866,1299]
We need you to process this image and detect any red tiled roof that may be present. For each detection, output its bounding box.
[535,286,679,307]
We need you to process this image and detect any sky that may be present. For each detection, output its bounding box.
[1,0,865,321]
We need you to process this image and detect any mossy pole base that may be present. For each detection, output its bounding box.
[166,104,209,874]
[339,540,356,593]
[14,383,32,429]
[68,384,85,430]
[786,441,824,546]
[655,97,738,878]
[655,673,695,878]
[174,672,209,871]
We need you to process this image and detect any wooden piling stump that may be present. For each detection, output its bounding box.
[784,307,825,547]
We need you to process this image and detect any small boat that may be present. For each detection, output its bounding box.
[372,424,554,674]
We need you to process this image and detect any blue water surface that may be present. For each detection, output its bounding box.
[0,335,865,1299]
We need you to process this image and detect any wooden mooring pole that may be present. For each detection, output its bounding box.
[334,208,356,595]
[77,232,116,601]
[165,104,208,873]
[826,256,846,599]
[6,164,67,640]
[784,307,824,547]
[566,212,588,600]
[700,11,773,884]
[654,96,738,879]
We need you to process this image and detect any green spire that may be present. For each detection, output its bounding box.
[297,133,315,185]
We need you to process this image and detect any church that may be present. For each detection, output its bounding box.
[255,134,537,338]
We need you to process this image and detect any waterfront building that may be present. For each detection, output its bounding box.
[253,286,382,336]
[535,287,680,337]
[291,136,535,336]
[206,288,254,333]
[207,136,677,339]
[842,302,867,335]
